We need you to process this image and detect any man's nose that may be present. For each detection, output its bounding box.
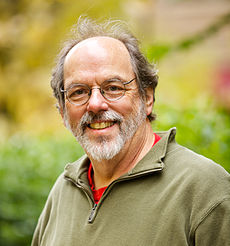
[86,88,109,113]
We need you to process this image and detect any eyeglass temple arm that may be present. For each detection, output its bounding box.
[123,77,136,85]
[60,78,136,92]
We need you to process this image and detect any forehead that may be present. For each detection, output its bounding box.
[63,37,134,83]
[65,36,131,63]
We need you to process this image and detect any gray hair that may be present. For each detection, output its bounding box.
[51,17,158,121]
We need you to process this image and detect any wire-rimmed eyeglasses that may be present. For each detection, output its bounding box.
[60,78,136,106]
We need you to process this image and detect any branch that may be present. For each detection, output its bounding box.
[174,11,230,51]
[146,11,230,61]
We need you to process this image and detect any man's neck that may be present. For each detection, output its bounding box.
[89,120,155,189]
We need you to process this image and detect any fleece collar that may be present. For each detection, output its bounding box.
[64,127,177,184]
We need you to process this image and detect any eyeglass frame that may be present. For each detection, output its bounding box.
[60,77,136,106]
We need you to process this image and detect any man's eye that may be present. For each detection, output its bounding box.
[105,85,123,92]
[69,88,88,97]
[75,89,86,95]
[109,86,120,91]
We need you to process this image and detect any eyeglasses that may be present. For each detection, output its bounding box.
[60,78,136,106]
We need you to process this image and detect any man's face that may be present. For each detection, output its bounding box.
[63,37,148,161]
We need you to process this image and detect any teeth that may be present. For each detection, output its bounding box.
[89,122,114,129]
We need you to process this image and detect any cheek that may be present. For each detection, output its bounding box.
[111,100,133,116]
[118,93,142,115]
[65,103,85,124]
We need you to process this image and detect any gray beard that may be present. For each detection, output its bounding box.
[64,101,146,161]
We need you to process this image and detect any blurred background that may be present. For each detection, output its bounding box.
[0,0,230,245]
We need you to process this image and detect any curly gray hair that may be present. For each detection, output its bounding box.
[51,17,158,121]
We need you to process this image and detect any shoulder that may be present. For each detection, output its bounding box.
[161,139,230,233]
[165,141,229,181]
[164,141,230,211]
[155,127,230,204]
[154,128,229,181]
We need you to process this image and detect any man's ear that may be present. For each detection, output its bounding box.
[145,87,154,117]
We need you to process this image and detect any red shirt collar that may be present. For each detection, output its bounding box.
[88,133,161,203]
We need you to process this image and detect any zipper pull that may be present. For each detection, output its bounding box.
[88,203,97,223]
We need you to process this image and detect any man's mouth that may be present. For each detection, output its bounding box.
[88,121,116,130]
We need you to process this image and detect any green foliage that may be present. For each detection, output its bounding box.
[145,43,172,62]
[0,134,84,246]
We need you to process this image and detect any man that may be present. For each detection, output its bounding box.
[32,18,230,246]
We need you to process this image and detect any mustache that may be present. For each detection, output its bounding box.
[79,110,123,128]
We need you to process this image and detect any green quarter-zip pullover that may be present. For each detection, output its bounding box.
[32,128,230,246]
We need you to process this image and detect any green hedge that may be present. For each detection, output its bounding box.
[0,134,84,246]
[0,105,229,246]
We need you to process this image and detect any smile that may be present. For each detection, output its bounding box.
[88,121,116,130]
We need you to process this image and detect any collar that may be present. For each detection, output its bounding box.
[64,127,177,185]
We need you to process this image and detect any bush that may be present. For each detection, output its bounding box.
[0,133,84,246]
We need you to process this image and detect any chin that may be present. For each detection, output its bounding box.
[77,133,125,161]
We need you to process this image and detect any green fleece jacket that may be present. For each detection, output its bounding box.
[31,128,230,246]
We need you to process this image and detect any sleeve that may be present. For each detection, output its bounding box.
[31,220,42,246]
[31,193,53,246]
[194,197,230,246]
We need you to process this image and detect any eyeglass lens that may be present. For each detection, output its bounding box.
[66,80,126,105]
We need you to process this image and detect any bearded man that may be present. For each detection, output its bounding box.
[32,18,230,246]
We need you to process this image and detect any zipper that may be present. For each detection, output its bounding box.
[65,166,163,224]
[65,177,100,224]
[88,203,98,223]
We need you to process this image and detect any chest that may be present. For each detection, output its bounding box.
[40,176,193,246]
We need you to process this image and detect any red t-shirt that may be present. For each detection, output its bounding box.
[87,133,161,204]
